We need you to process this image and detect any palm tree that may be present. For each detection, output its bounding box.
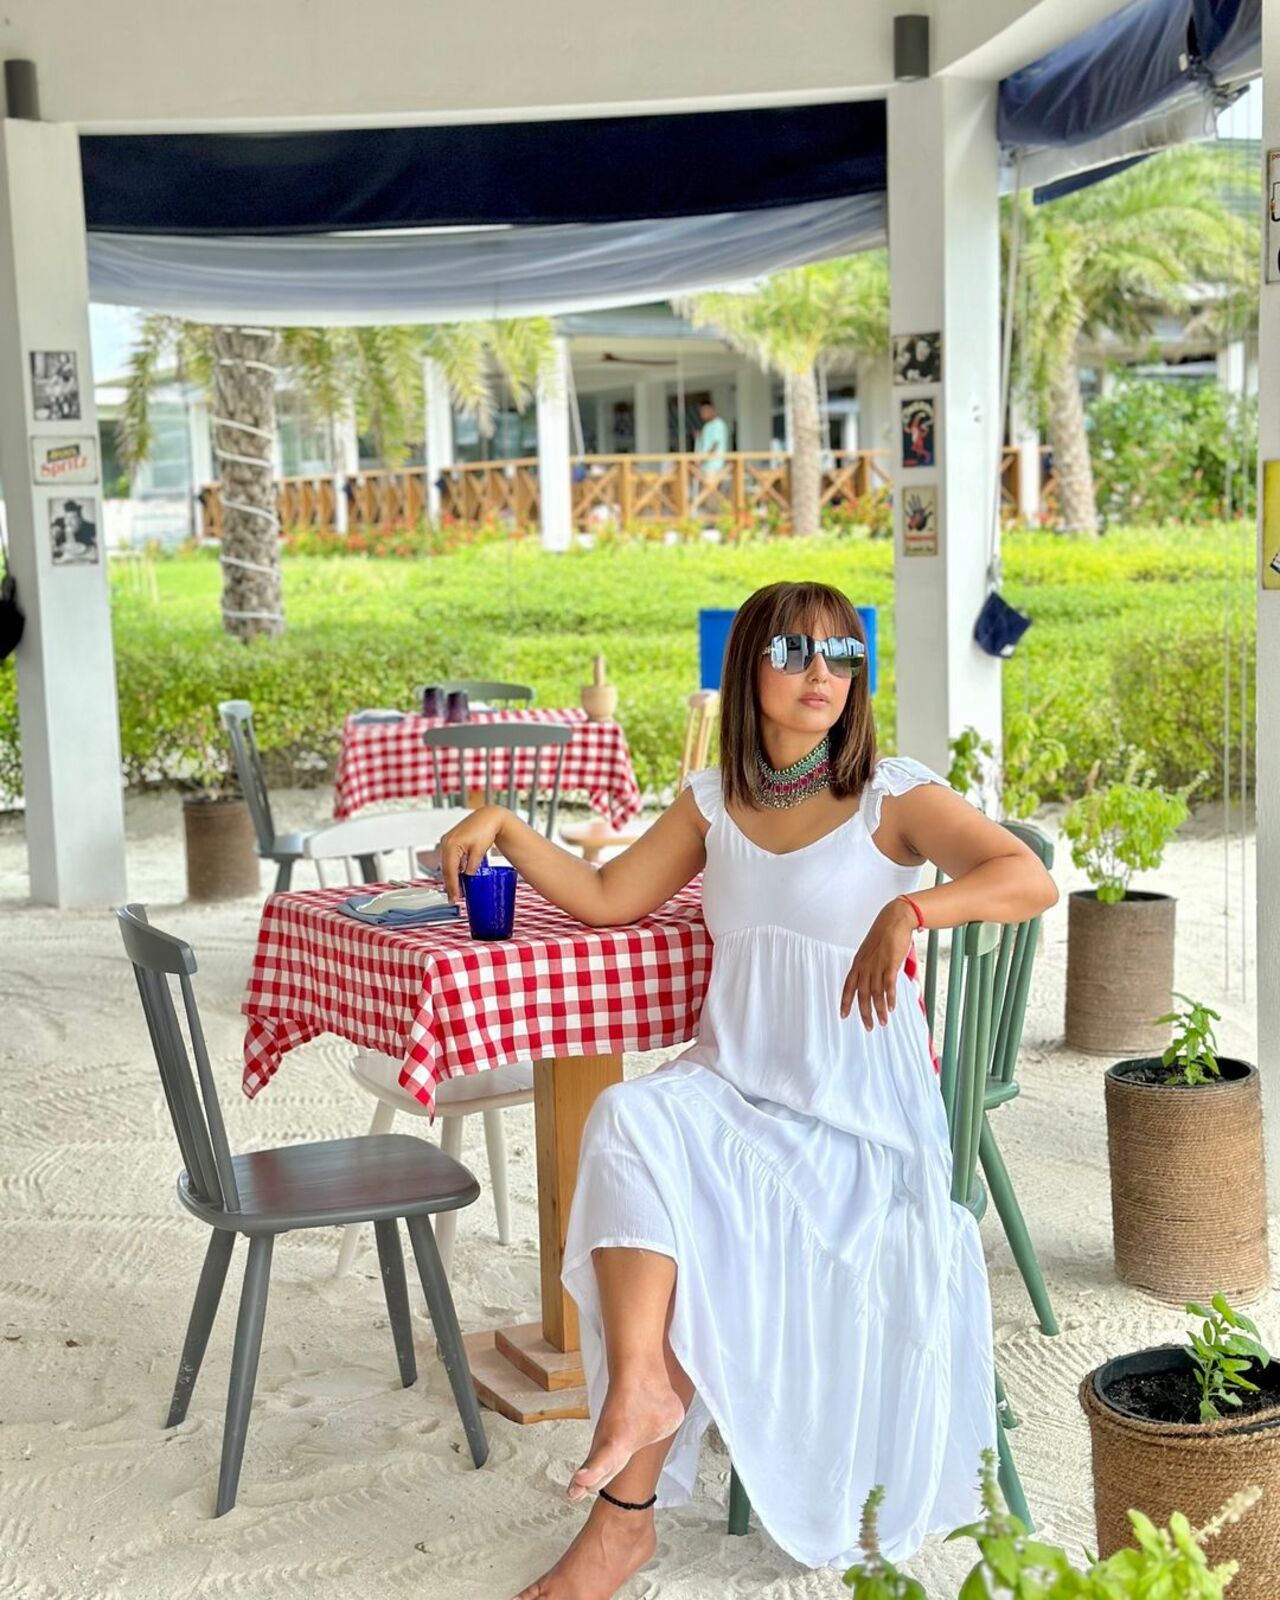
[1016,145,1256,534]
[679,253,889,536]
[120,318,555,642]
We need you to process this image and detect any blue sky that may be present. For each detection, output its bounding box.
[89,303,143,384]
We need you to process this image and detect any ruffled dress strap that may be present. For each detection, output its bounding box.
[859,755,951,835]
[684,767,723,826]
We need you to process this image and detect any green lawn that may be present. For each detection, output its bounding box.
[0,523,1255,805]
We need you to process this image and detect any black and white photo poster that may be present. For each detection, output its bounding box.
[30,351,82,421]
[49,496,99,566]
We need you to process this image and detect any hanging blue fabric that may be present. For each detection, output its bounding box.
[998,0,1195,148]
[1193,0,1261,71]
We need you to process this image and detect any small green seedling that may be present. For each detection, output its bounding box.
[1185,1294,1271,1423]
[1152,992,1223,1087]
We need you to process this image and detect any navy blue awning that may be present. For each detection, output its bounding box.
[999,0,1259,150]
[79,102,886,237]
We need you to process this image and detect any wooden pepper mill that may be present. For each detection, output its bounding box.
[581,653,618,721]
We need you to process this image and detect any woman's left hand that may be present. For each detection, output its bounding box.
[840,899,919,1029]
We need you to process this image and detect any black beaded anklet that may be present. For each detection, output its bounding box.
[598,1487,657,1511]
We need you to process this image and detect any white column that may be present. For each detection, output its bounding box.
[332,399,359,534]
[0,121,126,905]
[423,357,454,522]
[1009,389,1041,524]
[634,379,668,455]
[888,78,1002,775]
[736,362,773,451]
[854,354,893,455]
[1256,0,1280,1194]
[537,338,573,552]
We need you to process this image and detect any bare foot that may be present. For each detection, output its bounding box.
[567,1372,685,1504]
[513,1496,657,1600]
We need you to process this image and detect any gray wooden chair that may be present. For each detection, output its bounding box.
[331,723,574,1279]
[922,820,1058,1338]
[218,700,327,893]
[421,721,573,838]
[415,680,535,710]
[116,904,488,1516]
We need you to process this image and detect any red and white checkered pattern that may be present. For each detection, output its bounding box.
[242,877,938,1114]
[242,879,712,1117]
[333,707,643,828]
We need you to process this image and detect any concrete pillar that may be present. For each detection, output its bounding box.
[887,77,1002,776]
[332,399,359,534]
[854,354,893,456]
[537,338,573,552]
[423,357,454,522]
[634,379,669,455]
[0,121,126,905]
[736,362,773,452]
[1008,389,1041,524]
[1256,0,1280,1194]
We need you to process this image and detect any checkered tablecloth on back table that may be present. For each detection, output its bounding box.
[242,879,712,1118]
[333,707,643,828]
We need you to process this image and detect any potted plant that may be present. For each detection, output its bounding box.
[1106,994,1268,1305]
[1079,1297,1280,1600]
[843,1445,1260,1597]
[1062,750,1200,1053]
[946,705,1067,823]
[180,723,261,902]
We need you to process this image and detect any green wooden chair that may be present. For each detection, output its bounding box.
[922,821,1058,1339]
[727,894,1046,1539]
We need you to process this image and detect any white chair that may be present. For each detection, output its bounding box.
[560,689,720,862]
[303,811,535,1279]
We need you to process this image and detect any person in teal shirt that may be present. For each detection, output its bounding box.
[695,400,729,473]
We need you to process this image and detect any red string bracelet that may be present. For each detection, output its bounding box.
[897,893,926,930]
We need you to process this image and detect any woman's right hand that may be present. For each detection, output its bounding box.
[438,805,510,902]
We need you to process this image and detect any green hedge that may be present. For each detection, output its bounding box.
[0,522,1254,807]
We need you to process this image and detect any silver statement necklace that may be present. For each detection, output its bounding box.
[754,735,832,809]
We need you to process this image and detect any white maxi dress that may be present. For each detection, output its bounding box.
[561,757,996,1569]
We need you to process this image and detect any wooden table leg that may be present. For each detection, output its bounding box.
[464,1051,623,1424]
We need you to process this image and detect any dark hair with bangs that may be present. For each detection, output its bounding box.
[717,581,877,811]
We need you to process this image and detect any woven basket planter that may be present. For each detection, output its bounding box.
[183,796,261,902]
[1065,890,1175,1054]
[1081,1347,1280,1600]
[1105,1058,1269,1306]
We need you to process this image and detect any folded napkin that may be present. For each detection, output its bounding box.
[340,887,461,927]
[350,708,406,724]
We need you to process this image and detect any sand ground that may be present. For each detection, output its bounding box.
[0,789,1269,1600]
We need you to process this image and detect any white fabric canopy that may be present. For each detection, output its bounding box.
[85,195,886,325]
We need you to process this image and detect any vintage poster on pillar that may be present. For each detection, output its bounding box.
[902,485,939,557]
[893,333,942,385]
[31,435,99,487]
[900,398,936,469]
[49,495,99,566]
[1262,461,1280,588]
[30,351,82,421]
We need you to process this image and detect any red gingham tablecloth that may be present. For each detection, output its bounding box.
[242,880,712,1117]
[333,707,643,828]
[241,879,937,1115]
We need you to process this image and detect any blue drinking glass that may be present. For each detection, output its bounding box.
[420,685,445,718]
[445,689,470,725]
[461,863,517,940]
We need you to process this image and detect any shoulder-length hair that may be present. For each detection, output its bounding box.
[717,581,877,811]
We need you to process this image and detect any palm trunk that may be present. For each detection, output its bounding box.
[1047,347,1098,535]
[789,365,822,536]
[212,326,284,641]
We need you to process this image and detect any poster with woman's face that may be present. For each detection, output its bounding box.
[900,398,936,469]
[49,496,99,565]
[30,351,82,421]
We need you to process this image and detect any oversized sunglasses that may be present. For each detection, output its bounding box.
[762,633,866,678]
